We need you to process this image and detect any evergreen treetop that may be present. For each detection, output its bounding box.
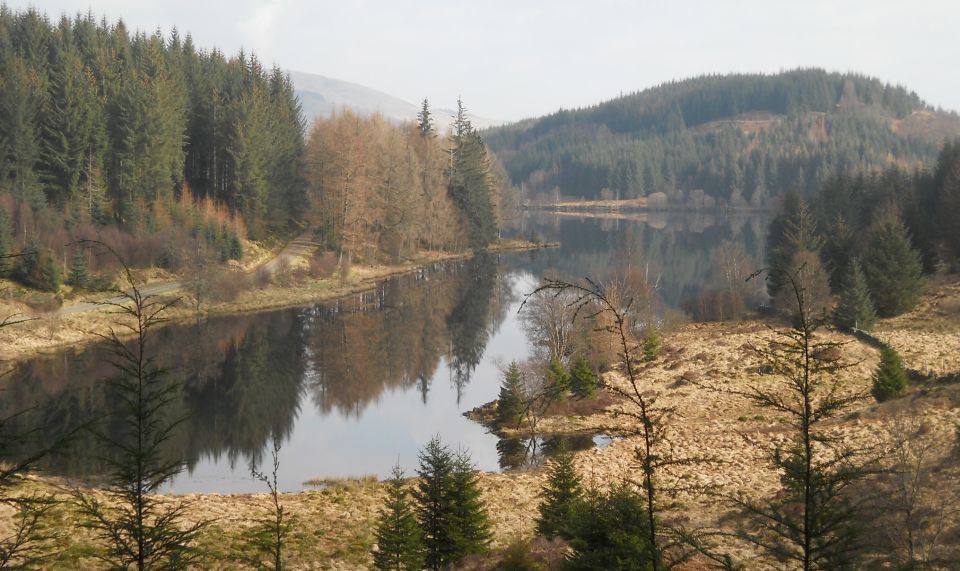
[535,448,583,539]
[373,465,424,571]
[833,258,876,331]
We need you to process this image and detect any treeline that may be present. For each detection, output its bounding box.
[484,69,960,204]
[766,138,960,322]
[0,7,305,287]
[305,99,510,260]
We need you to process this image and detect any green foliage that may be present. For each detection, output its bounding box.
[13,241,59,292]
[535,449,583,539]
[373,465,424,571]
[417,98,435,139]
[766,193,823,301]
[448,99,498,249]
[642,327,662,362]
[569,355,599,399]
[497,362,527,428]
[448,450,493,559]
[485,69,946,203]
[872,346,908,402]
[564,484,656,571]
[67,248,89,289]
[546,357,571,400]
[861,220,924,317]
[412,437,491,569]
[0,8,306,238]
[733,274,871,570]
[833,259,876,331]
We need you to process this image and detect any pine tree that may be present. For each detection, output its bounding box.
[496,361,527,428]
[373,465,424,571]
[535,449,583,539]
[413,436,455,570]
[872,346,908,402]
[447,450,492,559]
[862,220,924,317]
[569,355,599,399]
[68,247,89,289]
[833,259,876,331]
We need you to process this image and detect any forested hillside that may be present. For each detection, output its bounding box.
[0,7,509,296]
[0,7,305,289]
[484,69,960,206]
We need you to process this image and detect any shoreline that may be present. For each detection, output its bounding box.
[0,239,558,363]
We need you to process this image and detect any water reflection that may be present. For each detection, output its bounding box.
[0,255,514,488]
[0,213,769,492]
[496,433,611,471]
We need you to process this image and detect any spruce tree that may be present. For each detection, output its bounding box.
[766,194,823,301]
[535,449,583,539]
[642,326,662,362]
[68,248,89,289]
[862,220,925,317]
[416,98,434,139]
[496,361,527,428]
[569,355,599,399]
[564,484,656,571]
[872,346,908,402]
[833,259,876,331]
[545,357,570,401]
[72,245,205,569]
[413,436,455,570]
[447,450,492,559]
[373,465,424,571]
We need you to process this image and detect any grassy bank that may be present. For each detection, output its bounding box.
[0,239,556,362]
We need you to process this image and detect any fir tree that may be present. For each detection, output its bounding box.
[496,361,527,428]
[569,355,599,399]
[447,450,492,559]
[767,193,823,301]
[872,346,908,402]
[862,220,925,317]
[833,258,876,331]
[413,436,455,570]
[535,448,583,539]
[373,465,424,571]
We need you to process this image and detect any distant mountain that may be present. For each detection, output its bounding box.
[289,70,503,131]
[483,69,960,206]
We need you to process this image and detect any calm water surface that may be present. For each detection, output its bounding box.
[0,212,767,493]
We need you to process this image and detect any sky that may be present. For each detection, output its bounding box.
[11,0,960,121]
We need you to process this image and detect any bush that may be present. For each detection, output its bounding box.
[642,326,661,362]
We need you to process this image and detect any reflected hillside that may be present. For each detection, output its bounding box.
[506,212,769,313]
[0,255,512,481]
